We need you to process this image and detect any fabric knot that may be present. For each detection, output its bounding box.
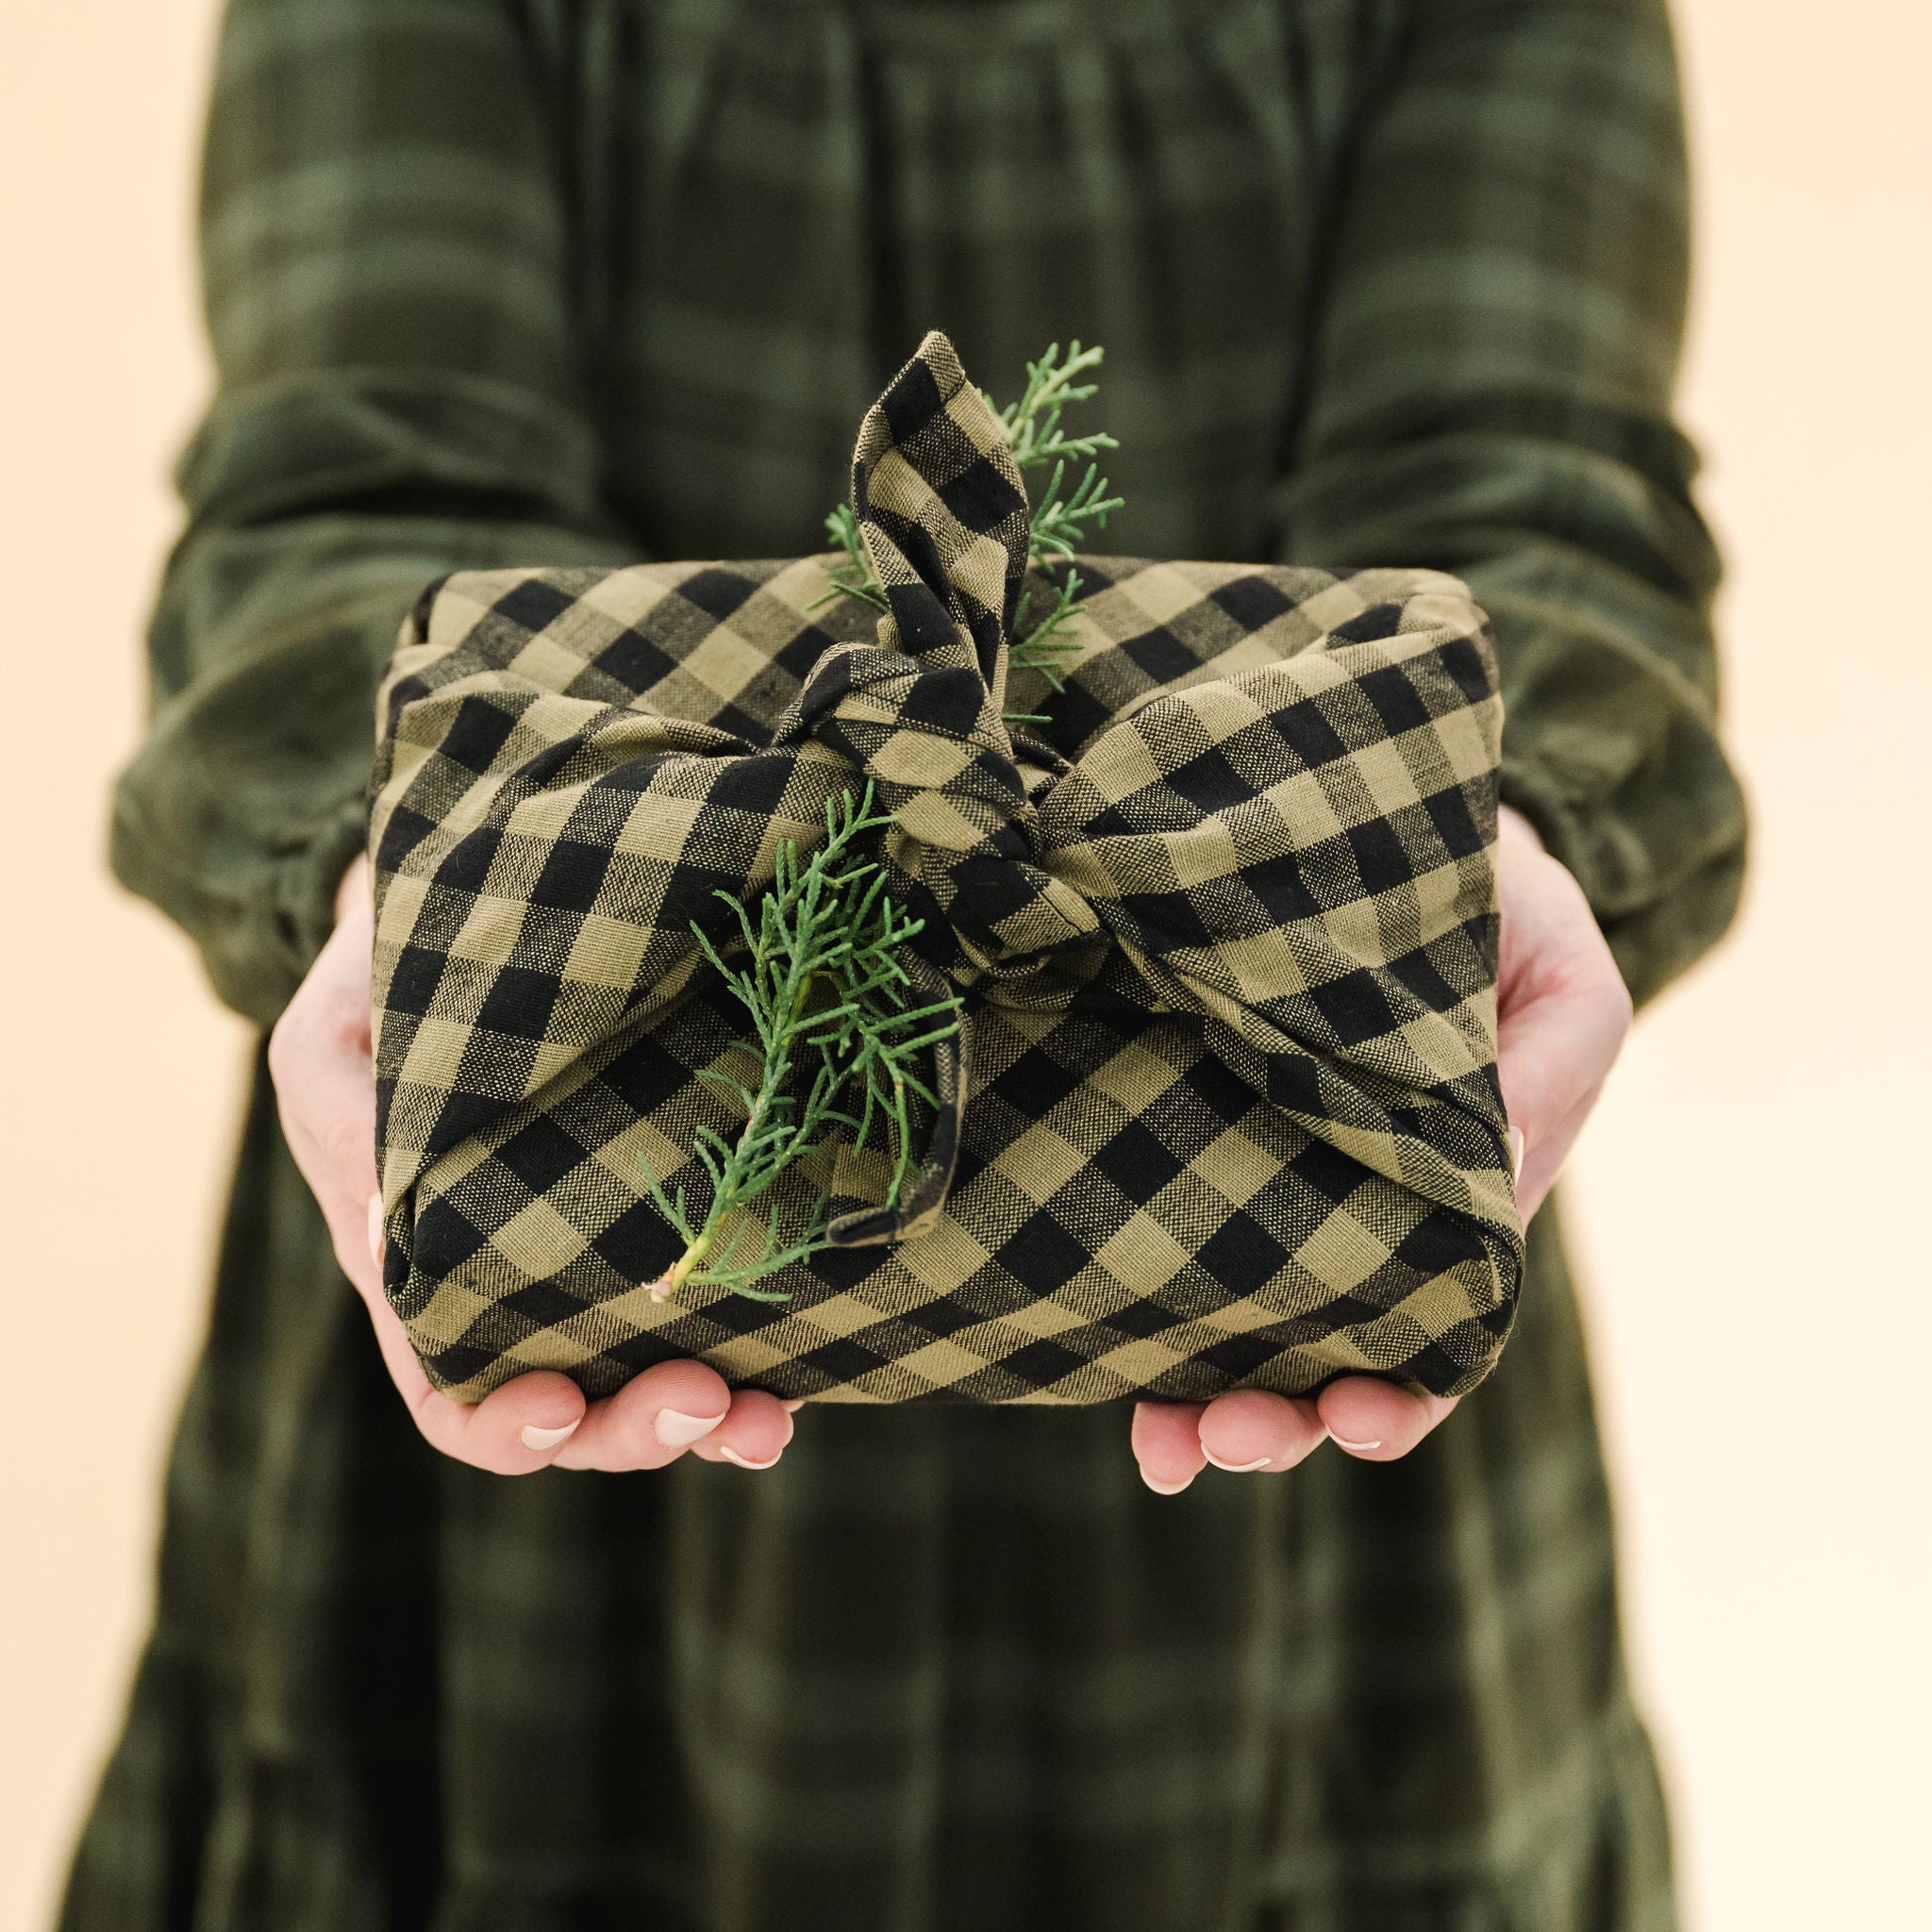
[786,645,1099,974]
[769,333,1100,976]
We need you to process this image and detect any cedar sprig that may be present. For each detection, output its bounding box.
[640,783,960,1302]
[994,341,1124,687]
[808,503,891,615]
[817,341,1124,688]
[986,340,1119,475]
[1024,455,1124,566]
[998,566,1088,724]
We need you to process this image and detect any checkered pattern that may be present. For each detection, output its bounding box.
[368,332,1524,1405]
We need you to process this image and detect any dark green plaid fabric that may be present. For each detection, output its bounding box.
[71,0,1745,1927]
[369,332,1523,1405]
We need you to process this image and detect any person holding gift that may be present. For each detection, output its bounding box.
[64,1,1745,1927]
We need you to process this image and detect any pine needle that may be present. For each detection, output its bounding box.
[818,341,1124,684]
[807,503,890,614]
[992,341,1124,587]
[1007,566,1087,691]
[983,340,1118,475]
[639,783,961,1302]
[1025,454,1124,564]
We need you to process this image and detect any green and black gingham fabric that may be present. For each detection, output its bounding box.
[70,3,1745,1927]
[369,334,1523,1405]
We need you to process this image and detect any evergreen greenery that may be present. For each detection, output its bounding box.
[641,785,961,1302]
[650,344,1123,1302]
[813,341,1124,703]
[814,502,889,615]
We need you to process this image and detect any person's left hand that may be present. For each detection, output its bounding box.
[1129,803,1631,1493]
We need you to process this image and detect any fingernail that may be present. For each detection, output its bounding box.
[781,1398,805,1414]
[654,1407,725,1448]
[1507,1126,1526,1179]
[367,1193,384,1266]
[520,1420,579,1451]
[1333,1435,1382,1453]
[1202,1450,1273,1473]
[718,1446,781,1471]
[1141,1471,1196,1496]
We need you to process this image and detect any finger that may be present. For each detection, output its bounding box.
[1492,826,1630,1174]
[1496,981,1625,1157]
[1130,1400,1208,1494]
[358,1204,738,1477]
[310,1178,383,1303]
[1314,1378,1457,1461]
[427,1370,590,1474]
[390,1351,587,1474]
[687,1388,796,1470]
[553,1357,737,1472]
[276,1075,379,1283]
[344,1231,587,1472]
[346,1237,441,1411]
[1196,1388,1326,1474]
[1516,1074,1607,1222]
[270,962,379,1291]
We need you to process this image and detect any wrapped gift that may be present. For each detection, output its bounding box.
[369,333,1522,1405]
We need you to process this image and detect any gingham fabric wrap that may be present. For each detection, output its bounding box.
[369,333,1523,1406]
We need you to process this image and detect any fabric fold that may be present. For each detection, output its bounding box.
[368,332,1524,1407]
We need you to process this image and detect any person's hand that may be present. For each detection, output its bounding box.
[1130,804,1632,1494]
[266,856,795,1475]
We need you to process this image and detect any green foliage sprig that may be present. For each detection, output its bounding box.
[815,341,1124,699]
[995,341,1124,691]
[811,503,889,615]
[650,347,1125,1298]
[641,784,961,1302]
[988,340,1118,475]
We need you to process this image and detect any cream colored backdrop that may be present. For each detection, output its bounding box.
[2,4,1926,1927]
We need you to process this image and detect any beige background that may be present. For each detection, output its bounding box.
[3,3,1927,1926]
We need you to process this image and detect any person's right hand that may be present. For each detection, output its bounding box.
[1126,804,1631,1493]
[266,856,796,1475]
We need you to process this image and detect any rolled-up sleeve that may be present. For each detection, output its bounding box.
[1275,0,1747,1007]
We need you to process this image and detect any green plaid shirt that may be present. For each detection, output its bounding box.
[70,1,1744,1927]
